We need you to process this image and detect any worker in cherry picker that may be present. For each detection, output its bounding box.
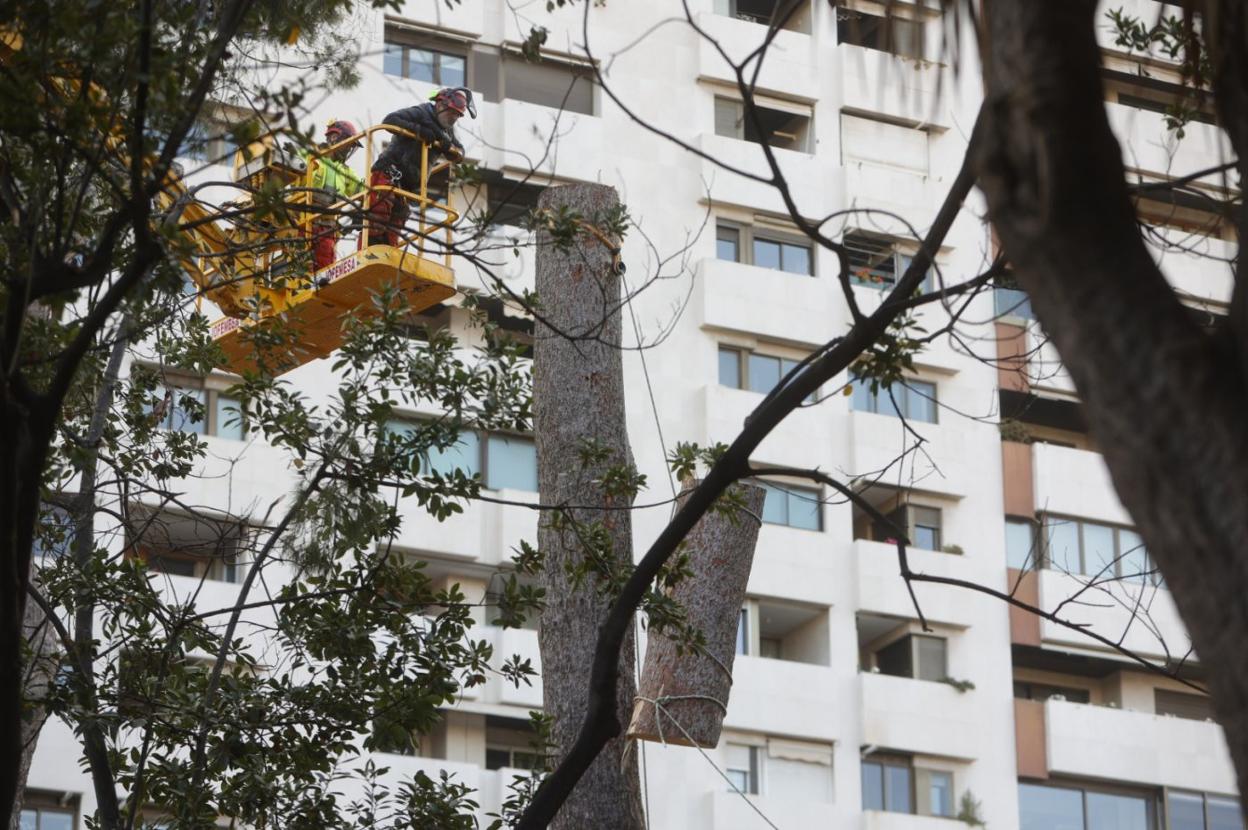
[365,86,475,247]
[305,119,365,270]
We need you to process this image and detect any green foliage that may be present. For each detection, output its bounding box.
[1106,8,1211,138]
[957,790,987,827]
[848,310,926,395]
[998,419,1032,444]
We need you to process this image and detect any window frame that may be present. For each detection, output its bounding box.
[718,344,818,401]
[843,231,936,293]
[1040,514,1162,585]
[861,753,914,814]
[146,372,246,440]
[715,220,815,276]
[712,94,814,154]
[851,377,939,424]
[756,480,824,531]
[382,26,469,86]
[836,8,926,60]
[1020,780,1160,830]
[874,632,948,682]
[391,419,539,493]
[725,742,762,795]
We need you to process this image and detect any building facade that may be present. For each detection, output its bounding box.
[22,0,1240,828]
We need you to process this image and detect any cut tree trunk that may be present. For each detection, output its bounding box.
[628,478,764,748]
[976,0,1248,811]
[534,183,645,830]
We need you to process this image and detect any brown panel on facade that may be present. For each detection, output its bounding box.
[1007,568,1042,647]
[1014,698,1049,780]
[1001,440,1035,517]
[996,322,1030,393]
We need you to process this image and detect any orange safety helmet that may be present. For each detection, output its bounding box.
[324,119,362,146]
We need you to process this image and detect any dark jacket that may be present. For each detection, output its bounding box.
[372,102,463,186]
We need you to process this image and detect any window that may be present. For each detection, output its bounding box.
[919,769,954,818]
[851,378,938,424]
[714,96,813,153]
[485,716,544,771]
[1019,781,1155,830]
[718,346,816,400]
[871,504,943,551]
[388,421,538,492]
[736,608,749,655]
[1155,689,1214,722]
[875,634,947,682]
[758,481,822,531]
[33,505,74,561]
[1013,681,1091,704]
[144,376,245,440]
[873,634,948,678]
[178,119,238,165]
[129,512,246,583]
[383,29,467,86]
[737,599,829,664]
[482,174,545,228]
[861,755,913,813]
[725,743,760,794]
[713,0,810,32]
[994,273,1036,321]
[715,221,814,275]
[1006,518,1038,570]
[1041,515,1161,584]
[837,9,924,59]
[18,794,76,830]
[1103,69,1217,126]
[502,53,595,115]
[843,232,935,292]
[1168,790,1244,830]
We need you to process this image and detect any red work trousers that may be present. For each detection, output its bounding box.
[309,221,338,271]
[363,170,410,248]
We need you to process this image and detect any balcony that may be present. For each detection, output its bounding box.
[864,812,965,830]
[860,672,980,759]
[724,655,838,742]
[694,132,834,216]
[485,99,603,182]
[694,11,817,101]
[395,0,486,37]
[847,412,971,499]
[854,540,994,629]
[1031,442,1130,526]
[1045,698,1235,793]
[1036,569,1189,662]
[1105,101,1232,186]
[1147,231,1236,306]
[700,789,843,830]
[747,523,843,607]
[698,255,837,348]
[392,488,538,566]
[1022,322,1077,398]
[839,44,949,129]
[700,383,836,472]
[482,626,543,708]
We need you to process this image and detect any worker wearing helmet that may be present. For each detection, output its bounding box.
[365,87,475,247]
[303,120,366,270]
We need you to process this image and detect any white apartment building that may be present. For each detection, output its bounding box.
[20,1,1241,828]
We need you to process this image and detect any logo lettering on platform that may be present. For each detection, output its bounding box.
[324,256,357,284]
[212,318,241,338]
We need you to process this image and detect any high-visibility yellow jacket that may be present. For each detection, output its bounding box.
[302,150,364,198]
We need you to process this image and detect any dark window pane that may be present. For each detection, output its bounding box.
[1156,689,1214,721]
[877,636,912,678]
[1019,783,1085,830]
[1208,796,1244,830]
[486,435,537,491]
[716,225,740,262]
[1086,792,1149,830]
[753,238,782,270]
[787,488,821,531]
[441,53,467,87]
[149,554,197,578]
[1167,791,1206,830]
[504,57,594,115]
[885,765,912,813]
[861,762,884,810]
[760,483,789,525]
[781,242,811,275]
[485,748,510,770]
[914,635,946,681]
[747,353,782,394]
[718,348,742,388]
[383,42,404,77]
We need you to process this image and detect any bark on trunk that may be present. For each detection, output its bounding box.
[10,569,56,830]
[628,478,764,748]
[534,183,644,830]
[976,0,1248,810]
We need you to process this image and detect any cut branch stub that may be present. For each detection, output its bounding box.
[628,478,765,747]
